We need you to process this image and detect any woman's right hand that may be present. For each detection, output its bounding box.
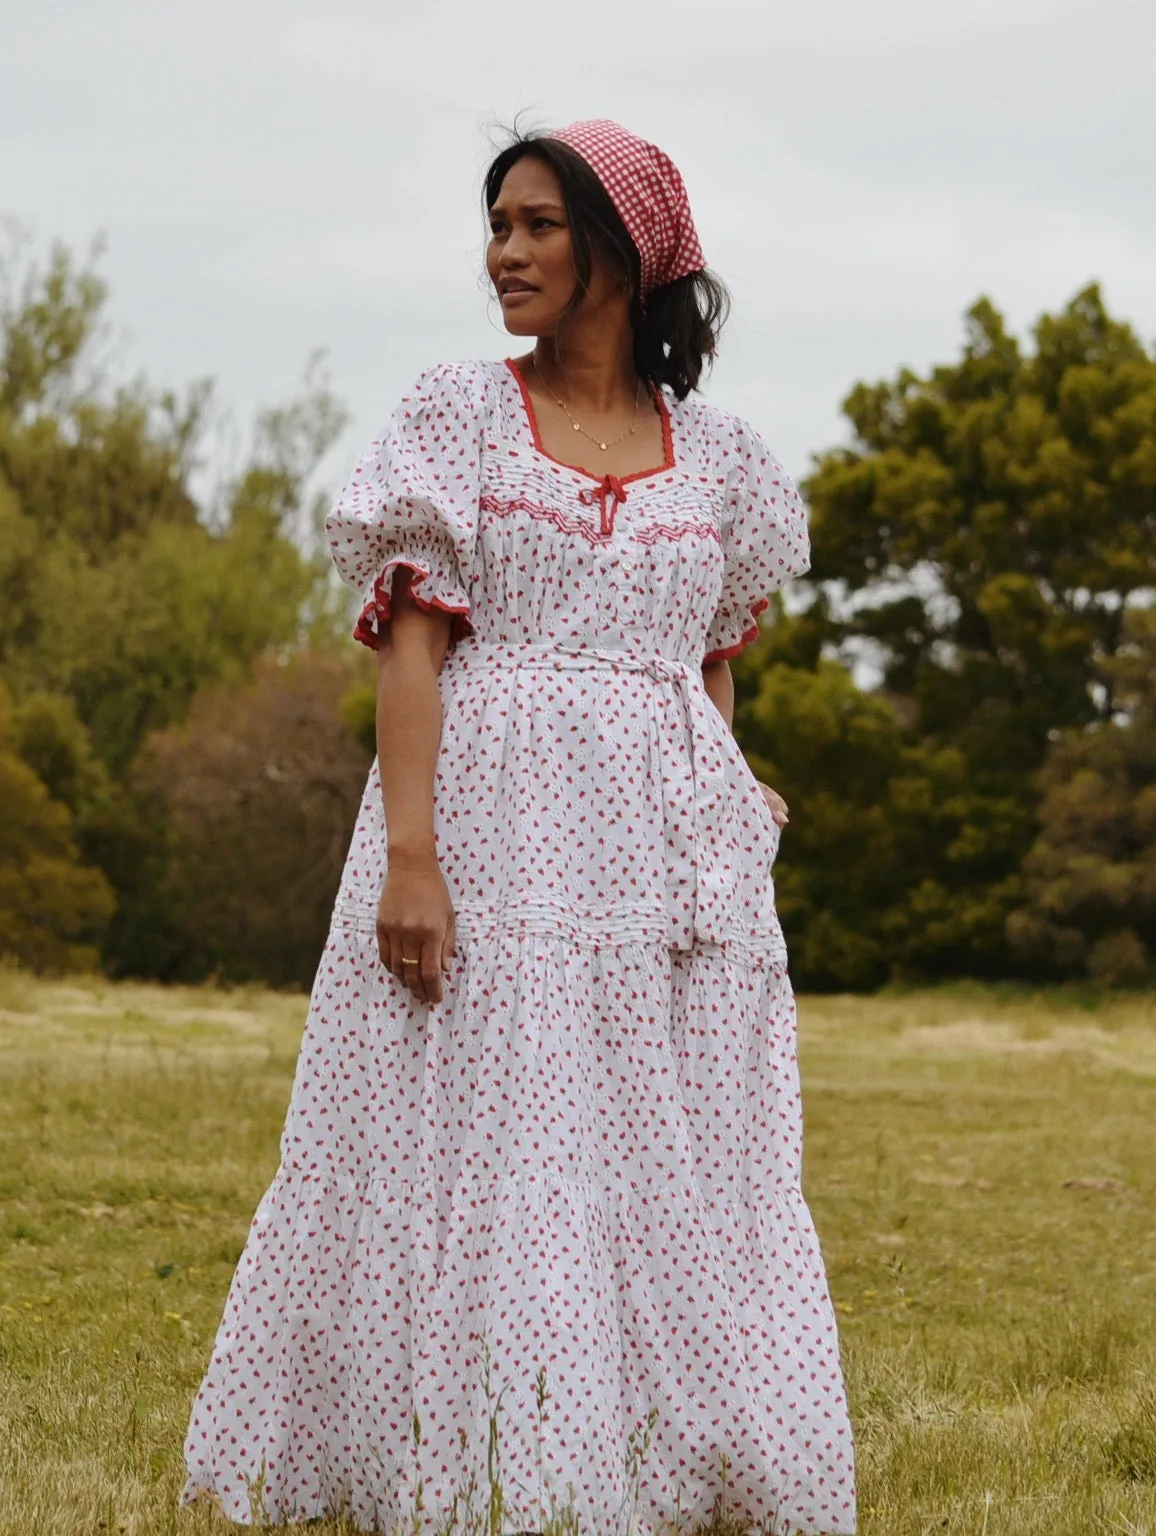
[376,850,457,1006]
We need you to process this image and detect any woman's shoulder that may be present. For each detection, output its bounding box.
[668,389,775,471]
[397,358,509,413]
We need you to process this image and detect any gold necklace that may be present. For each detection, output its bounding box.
[532,361,641,452]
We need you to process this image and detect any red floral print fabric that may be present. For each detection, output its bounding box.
[181,361,854,1536]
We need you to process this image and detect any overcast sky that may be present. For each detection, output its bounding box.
[2,0,1153,489]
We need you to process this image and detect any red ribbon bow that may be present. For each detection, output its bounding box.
[579,473,627,536]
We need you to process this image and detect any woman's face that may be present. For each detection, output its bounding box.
[486,155,621,337]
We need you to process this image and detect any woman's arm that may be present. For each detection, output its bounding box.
[701,657,734,730]
[375,569,457,1005]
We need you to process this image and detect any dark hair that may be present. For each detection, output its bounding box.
[483,132,729,401]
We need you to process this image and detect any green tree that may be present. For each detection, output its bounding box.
[791,284,1156,978]
[0,235,353,976]
[733,637,1025,990]
[1009,608,1156,985]
[0,236,349,774]
[0,685,114,971]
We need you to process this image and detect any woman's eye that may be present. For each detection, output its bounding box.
[532,218,557,230]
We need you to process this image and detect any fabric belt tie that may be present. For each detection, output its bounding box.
[447,639,733,949]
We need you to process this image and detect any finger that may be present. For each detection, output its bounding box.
[405,956,427,1004]
[378,925,396,973]
[422,937,444,1006]
[393,933,420,991]
[402,967,424,1004]
[761,786,789,825]
[399,936,428,1003]
[441,913,456,975]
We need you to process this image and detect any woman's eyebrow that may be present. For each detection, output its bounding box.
[489,200,567,218]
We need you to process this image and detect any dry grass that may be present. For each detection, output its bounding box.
[1,971,1154,1535]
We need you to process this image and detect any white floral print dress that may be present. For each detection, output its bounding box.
[182,359,856,1536]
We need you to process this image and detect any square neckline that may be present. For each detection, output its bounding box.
[504,358,676,488]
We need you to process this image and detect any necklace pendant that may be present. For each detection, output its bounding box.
[599,441,608,450]
[571,422,580,431]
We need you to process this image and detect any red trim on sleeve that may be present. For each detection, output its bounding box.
[353,560,473,651]
[702,624,760,665]
[701,599,770,666]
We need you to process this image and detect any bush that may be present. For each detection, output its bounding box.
[0,687,114,971]
[133,652,373,988]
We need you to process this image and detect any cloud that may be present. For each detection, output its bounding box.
[1,0,1152,481]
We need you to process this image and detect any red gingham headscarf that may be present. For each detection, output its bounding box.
[547,119,706,300]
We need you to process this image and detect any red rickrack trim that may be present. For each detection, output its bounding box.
[479,492,611,546]
[479,492,720,550]
[353,559,473,651]
[702,598,770,666]
[635,517,720,547]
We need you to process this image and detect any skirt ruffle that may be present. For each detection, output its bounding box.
[182,927,855,1534]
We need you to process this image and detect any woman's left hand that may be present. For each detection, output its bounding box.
[758,782,789,827]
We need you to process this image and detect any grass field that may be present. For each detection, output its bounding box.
[1,970,1154,1536]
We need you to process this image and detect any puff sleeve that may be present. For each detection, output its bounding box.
[325,363,484,649]
[702,419,811,664]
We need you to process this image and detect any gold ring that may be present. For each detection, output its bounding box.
[400,955,420,966]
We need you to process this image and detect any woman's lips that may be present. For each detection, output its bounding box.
[501,287,538,307]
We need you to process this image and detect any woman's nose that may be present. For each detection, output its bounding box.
[500,228,531,266]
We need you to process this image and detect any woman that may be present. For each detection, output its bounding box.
[183,119,855,1536]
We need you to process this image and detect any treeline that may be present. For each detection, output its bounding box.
[735,290,1156,988]
[0,240,373,988]
[1,240,1153,990]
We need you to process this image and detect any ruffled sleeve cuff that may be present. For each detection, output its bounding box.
[352,533,473,651]
[702,596,770,665]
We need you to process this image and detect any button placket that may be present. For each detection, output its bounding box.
[615,532,644,640]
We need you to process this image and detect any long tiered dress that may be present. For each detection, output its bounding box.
[181,359,856,1535]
